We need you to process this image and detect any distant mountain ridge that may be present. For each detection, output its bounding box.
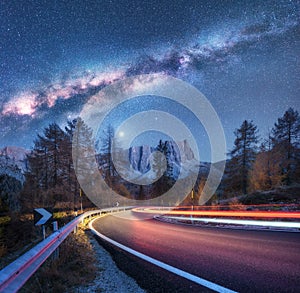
[0,146,29,182]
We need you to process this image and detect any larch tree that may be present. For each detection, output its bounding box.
[152,140,166,179]
[249,134,283,191]
[163,141,176,183]
[150,140,166,197]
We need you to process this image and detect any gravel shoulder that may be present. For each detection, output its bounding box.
[74,230,146,293]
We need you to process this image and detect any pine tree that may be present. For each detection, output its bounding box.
[23,123,69,208]
[95,125,133,203]
[41,123,68,187]
[163,141,175,184]
[223,156,241,194]
[271,108,300,185]
[152,140,166,179]
[151,140,176,197]
[65,119,76,193]
[229,120,259,194]
[21,119,95,212]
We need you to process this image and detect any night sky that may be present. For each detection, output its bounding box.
[0,0,299,161]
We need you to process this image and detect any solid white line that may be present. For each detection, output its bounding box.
[89,218,238,293]
[162,216,300,229]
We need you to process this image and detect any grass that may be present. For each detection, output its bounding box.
[239,185,300,206]
[20,225,98,293]
[218,185,300,208]
[53,210,74,219]
[1,208,101,291]
[0,210,78,268]
[0,215,11,225]
[0,216,11,258]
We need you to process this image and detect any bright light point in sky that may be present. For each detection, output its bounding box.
[118,131,125,138]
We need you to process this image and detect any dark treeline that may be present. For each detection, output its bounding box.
[0,118,97,259]
[223,107,300,197]
[1,107,298,260]
[1,107,300,215]
[21,118,95,213]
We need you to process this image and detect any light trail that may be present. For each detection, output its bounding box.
[176,204,299,209]
[159,216,300,229]
[132,207,300,219]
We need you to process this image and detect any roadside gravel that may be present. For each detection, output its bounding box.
[74,231,146,293]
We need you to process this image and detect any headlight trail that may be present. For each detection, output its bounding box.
[132,207,300,219]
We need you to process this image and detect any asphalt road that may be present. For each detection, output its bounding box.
[92,211,300,292]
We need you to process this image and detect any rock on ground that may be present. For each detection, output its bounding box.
[74,232,146,293]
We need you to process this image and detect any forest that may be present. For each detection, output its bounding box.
[0,107,299,215]
[0,107,299,259]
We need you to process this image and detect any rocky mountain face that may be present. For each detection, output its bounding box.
[97,139,215,182]
[0,146,29,183]
[128,145,154,174]
[174,140,195,162]
[128,139,199,176]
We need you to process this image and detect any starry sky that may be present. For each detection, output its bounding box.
[0,0,299,161]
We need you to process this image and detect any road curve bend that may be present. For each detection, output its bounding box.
[91,211,300,292]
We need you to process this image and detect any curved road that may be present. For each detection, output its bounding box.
[92,211,300,292]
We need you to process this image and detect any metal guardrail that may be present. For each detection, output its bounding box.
[0,206,132,293]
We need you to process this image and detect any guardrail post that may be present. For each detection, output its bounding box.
[42,225,46,240]
[52,221,59,260]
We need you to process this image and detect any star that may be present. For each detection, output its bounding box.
[0,0,298,162]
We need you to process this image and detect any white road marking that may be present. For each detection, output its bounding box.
[89,218,238,293]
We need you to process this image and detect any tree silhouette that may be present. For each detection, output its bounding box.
[229,120,259,194]
[271,108,300,185]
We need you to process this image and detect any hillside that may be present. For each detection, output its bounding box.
[218,184,300,207]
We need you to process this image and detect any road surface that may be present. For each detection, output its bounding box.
[92,211,300,292]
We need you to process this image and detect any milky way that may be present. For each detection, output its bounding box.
[0,0,299,158]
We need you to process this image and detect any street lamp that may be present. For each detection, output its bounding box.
[191,188,194,211]
[80,188,83,213]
